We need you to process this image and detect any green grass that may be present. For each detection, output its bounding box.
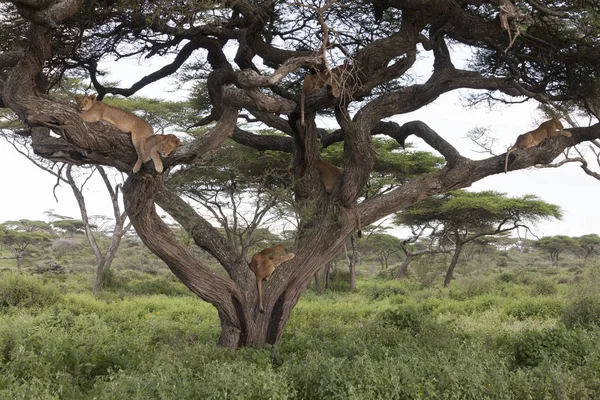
[1,268,600,399]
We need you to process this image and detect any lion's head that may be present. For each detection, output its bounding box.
[74,94,96,111]
[159,134,181,157]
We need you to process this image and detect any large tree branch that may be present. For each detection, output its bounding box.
[87,40,203,99]
[155,182,253,286]
[123,174,247,335]
[360,124,600,226]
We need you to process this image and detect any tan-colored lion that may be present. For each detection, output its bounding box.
[248,244,295,313]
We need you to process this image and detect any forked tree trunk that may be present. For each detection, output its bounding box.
[123,173,355,347]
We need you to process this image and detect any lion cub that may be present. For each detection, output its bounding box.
[75,94,153,173]
[248,244,295,313]
[140,134,181,173]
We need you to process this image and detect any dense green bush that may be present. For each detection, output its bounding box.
[0,272,61,308]
[325,269,351,292]
[561,292,600,330]
[530,279,558,296]
[509,326,590,368]
[1,267,600,399]
[505,297,563,320]
[361,282,407,300]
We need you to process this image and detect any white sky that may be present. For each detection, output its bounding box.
[1,49,599,239]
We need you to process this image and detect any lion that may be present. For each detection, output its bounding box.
[248,244,295,313]
[75,94,153,173]
[504,118,571,173]
[140,134,181,173]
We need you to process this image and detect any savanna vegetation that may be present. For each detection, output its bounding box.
[1,230,600,399]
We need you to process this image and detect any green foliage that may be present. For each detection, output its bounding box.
[576,234,600,261]
[361,282,407,300]
[51,219,89,235]
[381,303,429,334]
[101,270,191,297]
[0,272,61,308]
[530,279,558,296]
[1,219,53,233]
[169,138,292,191]
[321,139,443,198]
[534,235,579,265]
[561,291,600,330]
[505,297,563,320]
[509,326,589,368]
[326,269,352,292]
[1,261,600,398]
[395,190,562,229]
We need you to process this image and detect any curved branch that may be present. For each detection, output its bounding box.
[231,127,294,153]
[88,40,202,99]
[360,124,600,226]
[123,174,246,329]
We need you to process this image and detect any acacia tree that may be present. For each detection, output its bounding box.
[395,227,453,280]
[169,140,296,262]
[0,220,52,268]
[364,233,403,270]
[576,234,600,263]
[534,235,578,266]
[2,1,600,347]
[395,191,562,287]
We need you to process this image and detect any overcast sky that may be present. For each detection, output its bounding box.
[1,51,598,239]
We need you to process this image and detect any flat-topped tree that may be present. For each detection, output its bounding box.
[2,0,600,347]
[395,191,563,287]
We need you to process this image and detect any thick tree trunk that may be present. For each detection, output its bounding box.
[124,173,356,347]
[444,243,464,288]
[396,254,414,280]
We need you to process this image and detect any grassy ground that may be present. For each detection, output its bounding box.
[0,263,599,399]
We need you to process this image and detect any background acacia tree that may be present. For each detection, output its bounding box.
[2,0,600,347]
[576,234,600,263]
[395,191,562,287]
[0,220,52,268]
[534,235,579,267]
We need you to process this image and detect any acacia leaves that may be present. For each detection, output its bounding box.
[395,190,563,230]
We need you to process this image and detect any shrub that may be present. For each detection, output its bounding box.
[530,279,558,296]
[505,298,563,320]
[561,293,600,330]
[498,271,516,283]
[0,272,61,308]
[380,303,429,335]
[361,283,406,300]
[510,327,589,368]
[326,269,351,292]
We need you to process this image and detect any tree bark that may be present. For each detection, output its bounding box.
[323,261,332,289]
[396,254,415,280]
[314,270,323,294]
[124,172,356,347]
[444,242,464,288]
